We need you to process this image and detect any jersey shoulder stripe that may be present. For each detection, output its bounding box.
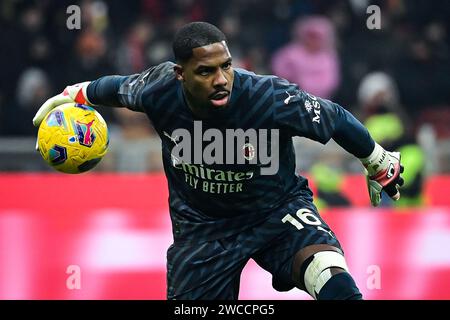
[118,61,177,112]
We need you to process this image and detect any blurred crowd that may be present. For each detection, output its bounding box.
[0,0,449,188]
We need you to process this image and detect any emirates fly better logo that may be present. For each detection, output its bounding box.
[165,121,279,174]
[163,121,279,194]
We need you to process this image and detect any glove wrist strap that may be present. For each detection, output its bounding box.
[63,82,95,106]
[359,142,388,176]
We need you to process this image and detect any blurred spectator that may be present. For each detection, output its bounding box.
[65,29,117,123]
[67,30,112,82]
[271,15,340,99]
[116,20,155,74]
[357,71,405,123]
[16,68,51,109]
[3,67,51,136]
[217,15,246,69]
[147,40,173,66]
[82,0,109,34]
[358,71,426,207]
[311,163,350,209]
[394,34,449,110]
[108,108,162,172]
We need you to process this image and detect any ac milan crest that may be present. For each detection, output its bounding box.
[242,143,255,161]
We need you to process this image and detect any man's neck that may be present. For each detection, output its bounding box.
[182,87,212,120]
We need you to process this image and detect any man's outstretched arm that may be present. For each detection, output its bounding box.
[32,75,134,127]
[33,63,174,126]
[87,75,130,107]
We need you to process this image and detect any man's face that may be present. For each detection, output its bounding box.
[175,41,234,117]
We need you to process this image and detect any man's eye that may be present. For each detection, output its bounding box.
[222,62,231,70]
[198,69,211,76]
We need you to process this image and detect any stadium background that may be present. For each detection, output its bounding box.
[0,0,449,299]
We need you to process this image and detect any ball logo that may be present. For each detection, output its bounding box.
[46,110,67,129]
[243,143,255,161]
[49,145,67,165]
[75,119,96,147]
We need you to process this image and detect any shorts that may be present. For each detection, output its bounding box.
[166,196,342,299]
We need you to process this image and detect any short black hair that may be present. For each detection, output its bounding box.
[173,22,227,63]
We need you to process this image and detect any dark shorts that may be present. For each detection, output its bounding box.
[166,197,342,299]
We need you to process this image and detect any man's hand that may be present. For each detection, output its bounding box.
[32,82,92,127]
[360,142,405,207]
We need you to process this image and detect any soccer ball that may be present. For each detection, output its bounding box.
[37,103,109,174]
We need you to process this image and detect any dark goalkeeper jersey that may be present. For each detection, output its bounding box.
[88,61,373,243]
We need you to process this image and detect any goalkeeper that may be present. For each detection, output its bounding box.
[33,22,403,300]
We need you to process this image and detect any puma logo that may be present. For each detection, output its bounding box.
[163,131,180,146]
[284,91,296,104]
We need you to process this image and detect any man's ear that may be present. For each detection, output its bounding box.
[174,64,184,81]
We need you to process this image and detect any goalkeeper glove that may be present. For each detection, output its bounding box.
[360,142,405,207]
[32,81,93,127]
